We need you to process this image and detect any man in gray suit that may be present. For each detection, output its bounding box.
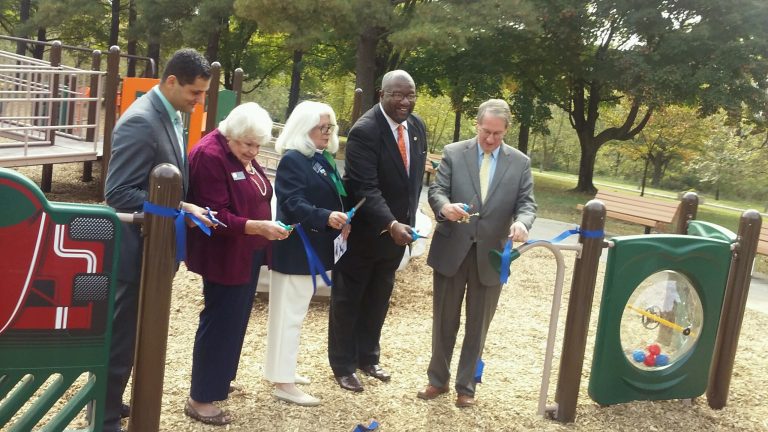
[417,99,537,408]
[103,48,213,432]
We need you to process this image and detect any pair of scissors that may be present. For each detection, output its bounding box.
[205,207,228,228]
[277,221,295,231]
[346,197,367,222]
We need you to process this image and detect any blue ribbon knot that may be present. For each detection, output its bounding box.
[499,226,604,284]
[142,202,211,262]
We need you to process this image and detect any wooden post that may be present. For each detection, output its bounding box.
[553,199,605,423]
[232,68,243,106]
[707,210,762,409]
[100,46,121,198]
[204,62,221,135]
[675,192,699,234]
[41,41,62,193]
[82,50,101,182]
[127,163,183,432]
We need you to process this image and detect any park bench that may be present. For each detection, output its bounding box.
[424,152,442,184]
[578,189,681,234]
[758,223,768,257]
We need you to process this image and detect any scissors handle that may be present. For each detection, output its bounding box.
[277,221,294,231]
[204,207,227,227]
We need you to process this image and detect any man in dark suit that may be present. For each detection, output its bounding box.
[417,99,537,408]
[103,48,213,432]
[329,70,427,392]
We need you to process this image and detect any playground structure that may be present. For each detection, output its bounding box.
[0,35,245,194]
[1,162,763,430]
[523,193,762,421]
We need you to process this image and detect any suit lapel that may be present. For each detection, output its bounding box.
[374,106,408,182]
[462,138,482,207]
[148,91,185,170]
[310,154,338,194]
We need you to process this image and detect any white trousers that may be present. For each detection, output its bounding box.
[263,270,322,383]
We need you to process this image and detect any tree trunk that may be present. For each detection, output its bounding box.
[206,17,227,62]
[285,49,304,119]
[574,136,598,194]
[355,26,382,112]
[109,0,120,47]
[517,123,530,154]
[651,158,665,187]
[16,0,31,55]
[640,157,650,196]
[453,109,462,142]
[127,0,137,76]
[33,28,46,59]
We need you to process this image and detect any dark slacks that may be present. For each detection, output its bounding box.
[102,278,139,432]
[189,250,263,402]
[427,244,502,397]
[328,233,404,376]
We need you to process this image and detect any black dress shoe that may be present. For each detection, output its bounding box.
[359,364,391,382]
[335,373,364,392]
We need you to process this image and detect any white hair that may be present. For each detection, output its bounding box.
[275,101,339,157]
[477,99,511,127]
[218,102,273,145]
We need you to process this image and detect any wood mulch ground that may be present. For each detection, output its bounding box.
[11,163,768,431]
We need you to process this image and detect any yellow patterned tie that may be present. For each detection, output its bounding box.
[479,152,491,202]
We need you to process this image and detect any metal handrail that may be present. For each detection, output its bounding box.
[0,35,157,77]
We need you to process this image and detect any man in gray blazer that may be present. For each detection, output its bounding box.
[103,49,212,432]
[418,99,537,408]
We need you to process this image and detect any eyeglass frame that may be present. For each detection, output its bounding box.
[316,124,337,134]
[383,91,418,102]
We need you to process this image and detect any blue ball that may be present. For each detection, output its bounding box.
[656,354,670,366]
[632,350,646,362]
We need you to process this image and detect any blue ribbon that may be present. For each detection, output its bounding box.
[353,420,379,432]
[499,226,604,284]
[499,239,514,285]
[474,358,485,383]
[293,223,332,294]
[142,202,211,262]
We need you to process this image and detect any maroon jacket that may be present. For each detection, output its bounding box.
[185,129,273,285]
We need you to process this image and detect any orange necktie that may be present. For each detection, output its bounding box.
[397,124,408,174]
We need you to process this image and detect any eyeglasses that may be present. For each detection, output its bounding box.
[384,91,417,102]
[478,127,506,139]
[317,124,337,134]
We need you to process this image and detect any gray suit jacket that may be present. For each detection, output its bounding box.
[427,138,537,286]
[105,89,187,282]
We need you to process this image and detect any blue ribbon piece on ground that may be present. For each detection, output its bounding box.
[499,227,604,284]
[353,420,379,432]
[294,223,332,294]
[142,202,211,262]
[474,358,485,383]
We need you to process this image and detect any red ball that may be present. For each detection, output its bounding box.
[647,344,661,356]
[644,354,656,367]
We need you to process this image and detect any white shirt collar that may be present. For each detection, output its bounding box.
[379,103,408,132]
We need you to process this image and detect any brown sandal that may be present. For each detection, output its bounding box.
[184,400,231,426]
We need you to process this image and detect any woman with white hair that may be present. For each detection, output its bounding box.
[184,102,291,425]
[264,101,349,406]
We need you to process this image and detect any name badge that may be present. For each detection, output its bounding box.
[312,162,327,176]
[231,171,246,181]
